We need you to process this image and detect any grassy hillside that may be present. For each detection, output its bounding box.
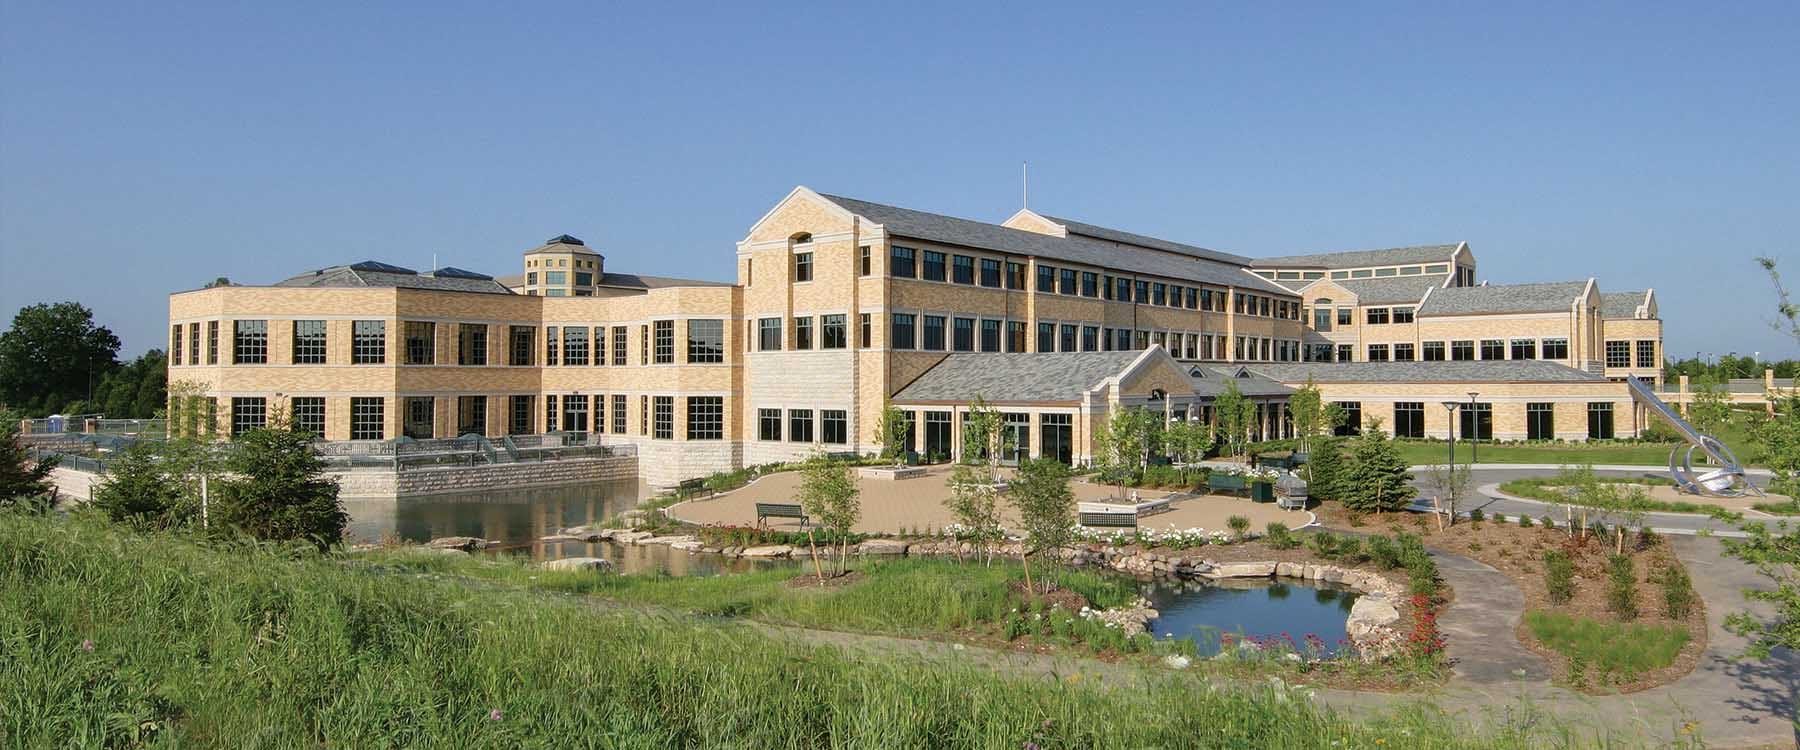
[1,513,1632,748]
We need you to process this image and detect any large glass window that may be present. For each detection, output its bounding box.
[891,246,916,278]
[953,317,975,352]
[1313,307,1333,331]
[821,314,847,349]
[1527,402,1554,440]
[1605,341,1631,368]
[508,326,533,366]
[1037,264,1055,292]
[1005,261,1026,289]
[1041,413,1073,464]
[457,324,487,365]
[190,322,200,364]
[1394,343,1415,362]
[292,397,325,437]
[980,258,1002,287]
[563,326,589,366]
[1333,402,1362,436]
[457,396,487,436]
[1060,268,1078,295]
[1367,344,1389,362]
[1451,340,1475,361]
[922,315,946,351]
[922,250,947,281]
[758,408,782,441]
[1366,308,1389,325]
[1480,339,1505,360]
[980,319,1001,352]
[612,326,628,365]
[1393,402,1424,439]
[1635,340,1657,369]
[688,319,724,362]
[1060,324,1077,353]
[1422,341,1445,361]
[404,321,435,365]
[793,316,813,350]
[652,320,674,363]
[509,395,533,435]
[404,397,435,439]
[1037,322,1055,353]
[611,394,626,434]
[1587,402,1615,439]
[1392,307,1415,324]
[794,252,813,282]
[1082,326,1099,352]
[351,397,385,440]
[1541,338,1569,360]
[233,320,268,364]
[1006,321,1026,353]
[687,397,723,440]
[230,397,266,436]
[1511,339,1536,360]
[561,394,588,433]
[923,411,952,460]
[1459,403,1493,441]
[293,321,327,364]
[788,409,814,443]
[1080,271,1098,297]
[207,321,218,364]
[652,396,673,439]
[545,326,559,366]
[758,318,783,351]
[953,255,975,284]
[891,313,916,350]
[821,409,848,444]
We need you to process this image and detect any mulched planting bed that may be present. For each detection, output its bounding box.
[1317,506,1706,693]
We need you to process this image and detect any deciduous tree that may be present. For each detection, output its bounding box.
[1010,457,1076,594]
[0,302,122,416]
[797,452,861,576]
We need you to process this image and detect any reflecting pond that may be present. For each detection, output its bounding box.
[341,482,779,576]
[1141,577,1361,657]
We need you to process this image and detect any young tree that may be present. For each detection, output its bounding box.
[0,414,57,508]
[1288,377,1325,453]
[1755,394,1800,498]
[1009,458,1076,594]
[874,402,910,463]
[945,398,1006,564]
[796,452,861,576]
[1212,381,1254,460]
[1419,460,1473,529]
[90,440,189,530]
[1094,407,1156,496]
[960,397,1006,468]
[1304,436,1347,503]
[211,428,346,551]
[0,302,122,416]
[1343,423,1413,514]
[1163,418,1213,469]
[1689,376,1733,434]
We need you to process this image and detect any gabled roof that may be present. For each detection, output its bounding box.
[1252,244,1462,270]
[1326,275,1449,305]
[892,351,1147,403]
[813,192,1294,296]
[1600,290,1653,319]
[1417,280,1589,316]
[1034,214,1251,265]
[275,262,515,294]
[1245,361,1609,384]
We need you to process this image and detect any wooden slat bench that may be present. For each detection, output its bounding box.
[755,502,808,528]
[1206,474,1248,498]
[1078,511,1138,528]
[677,477,711,499]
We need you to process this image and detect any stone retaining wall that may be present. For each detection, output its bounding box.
[333,454,638,498]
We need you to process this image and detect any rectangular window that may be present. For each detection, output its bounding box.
[1337,308,1352,326]
[922,315,946,351]
[1037,322,1055,353]
[351,397,385,440]
[509,395,533,435]
[1366,308,1389,325]
[793,316,813,350]
[638,395,647,435]
[1367,344,1389,362]
[1060,268,1077,295]
[891,313,916,350]
[1006,261,1026,290]
[563,326,589,366]
[1060,324,1077,353]
[545,326,559,366]
[821,409,848,444]
[230,320,267,364]
[1541,337,1569,360]
[546,270,567,285]
[922,250,947,281]
[1006,321,1027,353]
[651,320,673,363]
[1422,341,1445,361]
[1337,344,1354,363]
[686,397,722,440]
[1392,307,1415,324]
[794,251,813,282]
[611,394,626,434]
[1635,340,1656,369]
[455,324,487,366]
[1116,276,1132,301]
[560,394,588,433]
[952,317,977,351]
[1483,339,1508,361]
[891,246,916,278]
[188,322,199,364]
[980,319,1001,352]
[1134,280,1150,303]
[821,314,847,349]
[591,395,604,433]
[290,397,325,437]
[456,395,487,436]
[758,408,782,441]
[651,396,673,439]
[1312,307,1332,331]
[230,397,266,436]
[1527,403,1555,440]
[788,409,814,443]
[758,318,783,351]
[1391,342,1414,361]
[1037,264,1056,292]
[859,246,871,276]
[292,320,327,364]
[953,255,975,284]
[1334,402,1362,436]
[1082,325,1099,352]
[1451,340,1474,361]
[1511,339,1536,360]
[1152,282,1166,306]
[1185,287,1198,309]
[403,397,435,439]
[612,326,627,365]
[575,271,593,287]
[980,258,1002,287]
[403,321,435,365]
[508,326,533,366]
[687,319,724,362]
[1459,403,1494,441]
[1080,271,1098,297]
[860,313,871,348]
[1394,402,1425,439]
[201,320,217,364]
[1605,341,1631,368]
[1587,402,1615,439]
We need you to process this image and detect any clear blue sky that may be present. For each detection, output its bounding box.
[3,2,1796,360]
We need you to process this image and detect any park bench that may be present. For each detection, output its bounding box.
[1078,511,1138,529]
[755,502,809,528]
[1207,473,1248,498]
[676,477,711,499]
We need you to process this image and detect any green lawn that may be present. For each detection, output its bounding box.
[1524,610,1690,688]
[2,512,1595,749]
[1397,441,1684,467]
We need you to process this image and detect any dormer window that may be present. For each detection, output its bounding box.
[791,232,813,245]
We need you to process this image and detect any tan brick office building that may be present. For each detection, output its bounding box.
[169,187,1661,485]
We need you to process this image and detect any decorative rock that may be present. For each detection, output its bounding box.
[1163,654,1192,670]
[670,540,705,552]
[612,531,655,545]
[541,557,612,572]
[1275,562,1302,578]
[426,536,487,551]
[740,545,795,558]
[1208,561,1277,578]
[857,539,911,555]
[642,535,698,546]
[538,534,586,544]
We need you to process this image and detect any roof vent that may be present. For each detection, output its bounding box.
[546,234,585,246]
[1189,367,1206,378]
[430,266,494,280]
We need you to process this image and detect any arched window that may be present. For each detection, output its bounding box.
[790,232,813,245]
[1313,297,1333,305]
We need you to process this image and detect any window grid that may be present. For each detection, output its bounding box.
[230,397,266,436]
[821,409,847,444]
[233,320,268,364]
[653,320,674,363]
[292,397,325,437]
[403,321,435,365]
[350,397,385,440]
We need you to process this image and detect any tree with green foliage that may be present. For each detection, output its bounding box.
[1288,377,1326,453]
[1689,375,1733,434]
[874,402,910,463]
[1010,457,1076,594]
[1094,407,1157,495]
[0,302,123,416]
[90,440,190,530]
[0,415,57,509]
[1212,381,1254,460]
[960,397,1007,467]
[1343,424,1412,514]
[1305,436,1347,503]
[1755,394,1800,499]
[1163,418,1213,467]
[1419,459,1473,528]
[211,428,345,552]
[945,400,1005,563]
[93,349,168,420]
[796,452,861,576]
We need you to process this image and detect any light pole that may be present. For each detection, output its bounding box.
[1466,391,1480,465]
[1440,401,1460,469]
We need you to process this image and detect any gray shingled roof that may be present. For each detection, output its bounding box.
[1326,275,1448,305]
[893,351,1146,403]
[1188,365,1295,397]
[275,264,515,294]
[1036,214,1251,265]
[1417,281,1588,315]
[1251,244,1461,270]
[1600,290,1649,319]
[595,272,732,289]
[817,194,1294,296]
[1245,361,1608,384]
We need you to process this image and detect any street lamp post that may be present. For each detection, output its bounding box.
[1466,392,1481,465]
[1440,401,1460,469]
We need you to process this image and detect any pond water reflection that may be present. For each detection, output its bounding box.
[342,482,781,576]
[1141,577,1360,657]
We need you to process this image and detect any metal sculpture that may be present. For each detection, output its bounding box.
[1625,378,1760,497]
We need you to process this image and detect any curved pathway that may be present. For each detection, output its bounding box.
[1407,464,1783,537]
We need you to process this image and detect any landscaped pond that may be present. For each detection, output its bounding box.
[1141,578,1361,657]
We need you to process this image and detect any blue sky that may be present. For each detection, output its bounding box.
[2,2,1796,359]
